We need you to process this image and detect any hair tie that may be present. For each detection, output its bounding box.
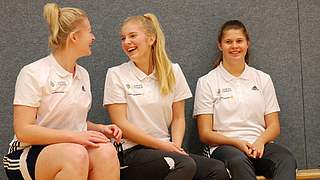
[143,14,151,20]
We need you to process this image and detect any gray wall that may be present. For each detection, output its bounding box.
[1,0,319,178]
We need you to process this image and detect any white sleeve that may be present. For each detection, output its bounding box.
[263,76,280,114]
[173,64,192,102]
[103,68,127,105]
[193,77,214,116]
[13,67,42,107]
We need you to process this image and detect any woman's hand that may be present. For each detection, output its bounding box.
[74,131,110,147]
[158,141,188,155]
[249,140,265,158]
[234,140,254,156]
[100,124,122,143]
[172,142,188,155]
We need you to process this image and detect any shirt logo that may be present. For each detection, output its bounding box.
[57,81,68,86]
[222,88,232,92]
[125,84,143,89]
[50,80,68,87]
[50,81,55,87]
[133,84,143,89]
[126,83,144,96]
[216,88,233,100]
[252,85,259,91]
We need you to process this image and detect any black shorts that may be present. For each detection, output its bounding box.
[3,145,46,180]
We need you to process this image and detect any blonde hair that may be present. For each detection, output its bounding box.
[43,3,87,51]
[121,13,175,95]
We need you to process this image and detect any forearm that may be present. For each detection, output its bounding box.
[256,112,280,144]
[15,125,76,145]
[87,120,103,132]
[200,130,240,147]
[256,124,280,144]
[13,105,77,145]
[197,114,239,146]
[114,119,165,149]
[107,104,168,149]
[170,118,185,147]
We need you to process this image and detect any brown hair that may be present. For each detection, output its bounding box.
[213,20,250,68]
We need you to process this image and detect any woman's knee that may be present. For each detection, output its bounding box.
[267,144,297,169]
[212,160,229,179]
[88,143,119,165]
[58,143,89,169]
[36,143,89,178]
[197,158,229,180]
[227,155,251,169]
[175,155,197,175]
[277,151,297,169]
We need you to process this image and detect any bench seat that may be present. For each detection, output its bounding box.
[256,169,320,180]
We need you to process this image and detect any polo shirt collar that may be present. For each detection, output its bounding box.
[129,61,157,81]
[218,62,250,82]
[73,66,82,80]
[49,54,81,79]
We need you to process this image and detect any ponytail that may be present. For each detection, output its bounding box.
[43,3,60,49]
[43,3,87,51]
[143,13,175,95]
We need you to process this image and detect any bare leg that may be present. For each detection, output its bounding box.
[35,143,89,180]
[87,142,120,180]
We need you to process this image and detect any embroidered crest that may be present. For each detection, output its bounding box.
[50,81,55,87]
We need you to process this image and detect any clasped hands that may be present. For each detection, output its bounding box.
[236,140,265,159]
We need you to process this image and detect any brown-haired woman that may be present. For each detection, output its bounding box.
[194,20,297,180]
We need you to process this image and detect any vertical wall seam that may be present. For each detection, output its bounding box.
[296,0,308,168]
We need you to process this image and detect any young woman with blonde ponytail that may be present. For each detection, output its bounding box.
[104,13,228,180]
[3,3,121,180]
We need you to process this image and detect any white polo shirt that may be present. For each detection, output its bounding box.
[103,61,192,150]
[9,54,91,151]
[193,63,280,152]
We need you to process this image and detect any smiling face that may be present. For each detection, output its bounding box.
[120,21,155,63]
[218,29,249,64]
[73,17,95,57]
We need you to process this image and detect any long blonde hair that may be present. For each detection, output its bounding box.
[121,13,175,95]
[43,3,87,51]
